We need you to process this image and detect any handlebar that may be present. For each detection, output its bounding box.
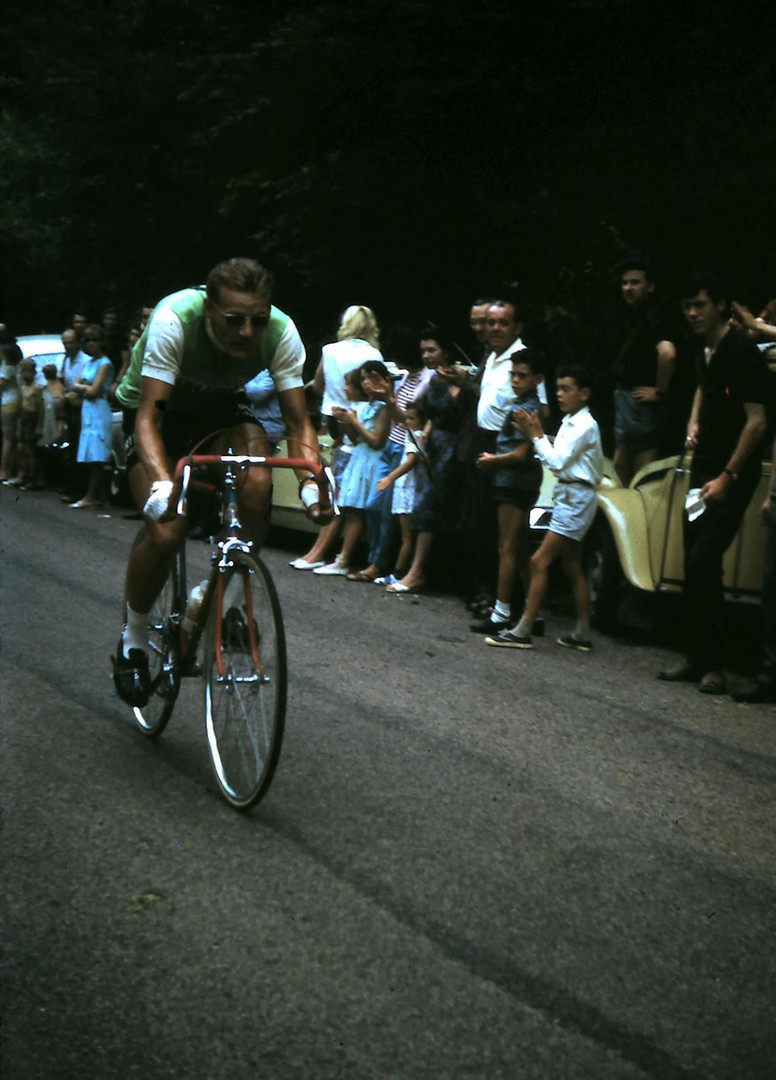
[173,454,337,518]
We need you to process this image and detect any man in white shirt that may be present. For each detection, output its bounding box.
[467,300,527,614]
[59,328,88,502]
[476,301,527,436]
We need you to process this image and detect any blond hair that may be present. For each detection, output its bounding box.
[337,305,379,348]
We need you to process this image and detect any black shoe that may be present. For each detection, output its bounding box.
[484,628,533,649]
[470,615,513,634]
[112,639,151,707]
[222,607,259,652]
[556,634,592,653]
[731,677,776,704]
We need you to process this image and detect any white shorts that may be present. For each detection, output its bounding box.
[549,482,597,542]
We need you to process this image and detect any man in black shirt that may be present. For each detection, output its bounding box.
[611,256,677,485]
[659,273,767,693]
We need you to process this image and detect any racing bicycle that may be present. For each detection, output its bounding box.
[126,449,334,811]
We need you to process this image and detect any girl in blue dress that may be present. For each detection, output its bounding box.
[70,324,115,508]
[313,362,392,579]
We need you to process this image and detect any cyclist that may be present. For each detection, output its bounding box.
[112,257,330,706]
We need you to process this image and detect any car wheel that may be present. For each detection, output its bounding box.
[585,516,623,632]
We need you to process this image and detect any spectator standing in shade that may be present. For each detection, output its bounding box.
[292,306,383,571]
[611,256,677,486]
[0,324,22,483]
[362,327,434,582]
[732,433,776,703]
[386,328,476,593]
[658,273,767,694]
[69,324,115,509]
[486,364,604,652]
[469,296,496,365]
[468,298,527,615]
[59,327,87,501]
[470,350,544,633]
[310,305,383,437]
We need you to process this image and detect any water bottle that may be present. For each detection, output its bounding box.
[182,581,208,635]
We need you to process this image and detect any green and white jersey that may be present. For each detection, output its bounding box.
[115,288,305,410]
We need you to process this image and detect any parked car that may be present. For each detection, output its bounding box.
[269,433,336,532]
[583,450,769,629]
[16,334,65,384]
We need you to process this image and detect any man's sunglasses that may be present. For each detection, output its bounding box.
[211,305,270,330]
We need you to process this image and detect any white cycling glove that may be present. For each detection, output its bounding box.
[143,480,175,521]
[300,480,319,510]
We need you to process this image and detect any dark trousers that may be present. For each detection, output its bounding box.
[62,398,82,498]
[761,497,776,682]
[460,429,499,600]
[683,472,759,674]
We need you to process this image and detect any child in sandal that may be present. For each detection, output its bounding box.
[374,400,428,586]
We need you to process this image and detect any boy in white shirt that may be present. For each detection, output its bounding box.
[486,365,603,652]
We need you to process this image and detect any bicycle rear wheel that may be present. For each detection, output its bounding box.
[203,552,287,810]
[133,562,180,738]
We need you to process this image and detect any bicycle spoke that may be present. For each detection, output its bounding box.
[203,554,286,809]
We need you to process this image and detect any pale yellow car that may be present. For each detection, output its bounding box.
[585,450,769,629]
[269,432,337,533]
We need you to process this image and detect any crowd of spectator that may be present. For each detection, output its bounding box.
[1,258,775,703]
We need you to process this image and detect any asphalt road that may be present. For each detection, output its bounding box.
[2,487,775,1080]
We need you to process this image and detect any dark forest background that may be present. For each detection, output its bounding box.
[2,0,774,355]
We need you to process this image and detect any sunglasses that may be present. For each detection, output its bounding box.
[211,305,270,330]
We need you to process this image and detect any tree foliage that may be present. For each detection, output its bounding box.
[2,0,774,340]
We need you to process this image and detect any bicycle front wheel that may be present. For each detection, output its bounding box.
[133,562,180,738]
[203,553,287,810]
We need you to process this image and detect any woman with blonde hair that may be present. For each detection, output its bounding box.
[292,306,384,570]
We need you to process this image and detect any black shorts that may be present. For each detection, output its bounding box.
[124,396,259,472]
[492,485,538,511]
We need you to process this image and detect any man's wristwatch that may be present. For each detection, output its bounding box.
[723,467,739,483]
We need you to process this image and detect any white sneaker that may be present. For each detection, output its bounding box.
[313,559,349,576]
[373,574,397,586]
[289,557,326,570]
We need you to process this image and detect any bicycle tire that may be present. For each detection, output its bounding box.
[133,560,181,738]
[203,552,287,810]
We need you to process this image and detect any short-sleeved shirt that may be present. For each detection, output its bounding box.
[389,368,434,447]
[692,327,768,484]
[613,304,676,389]
[493,389,543,491]
[320,338,383,416]
[476,338,527,431]
[115,288,304,411]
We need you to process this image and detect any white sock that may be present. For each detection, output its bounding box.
[123,604,150,655]
[516,616,533,637]
[574,619,589,639]
[493,600,511,622]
